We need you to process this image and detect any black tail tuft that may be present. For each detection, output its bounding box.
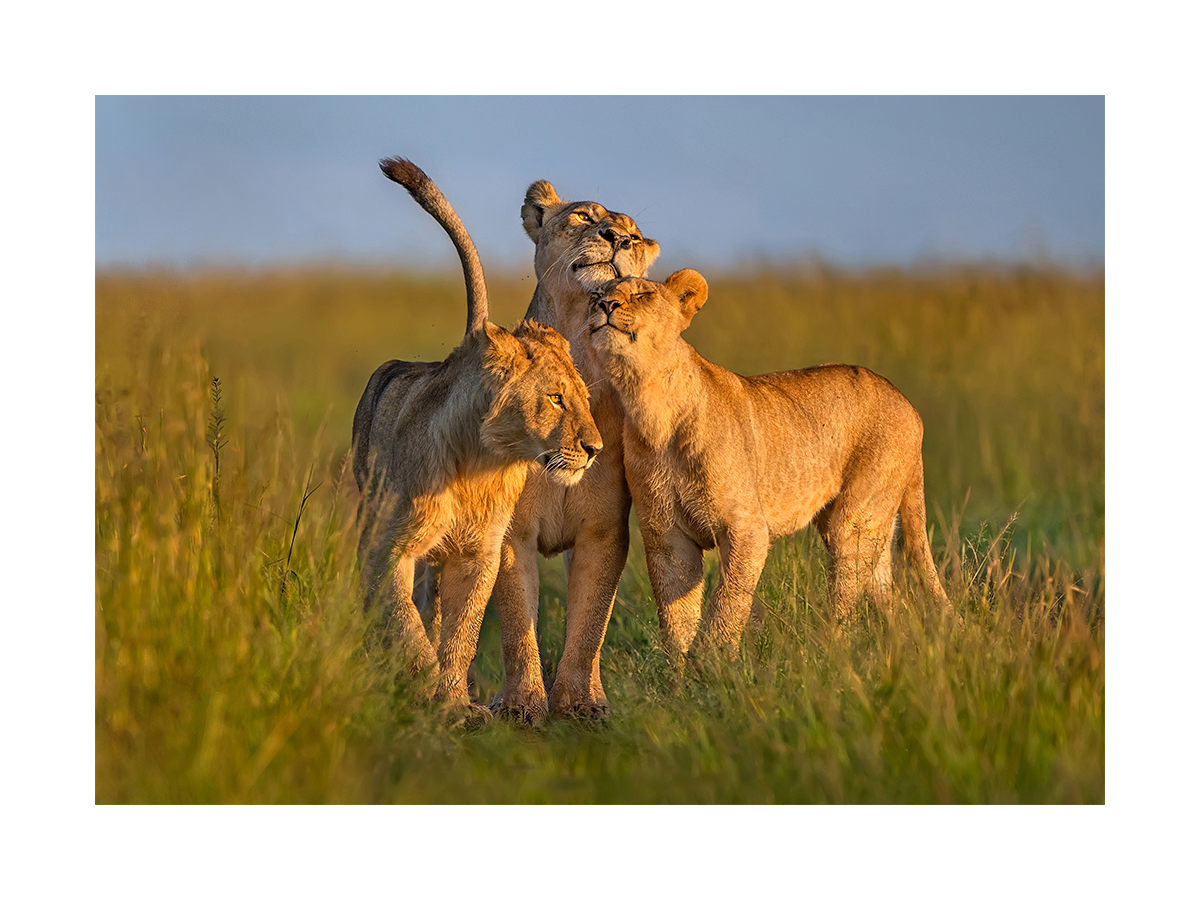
[379,157,427,192]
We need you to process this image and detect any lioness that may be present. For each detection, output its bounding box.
[352,158,602,710]
[489,181,660,722]
[587,270,950,660]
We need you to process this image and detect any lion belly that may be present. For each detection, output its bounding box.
[744,364,920,541]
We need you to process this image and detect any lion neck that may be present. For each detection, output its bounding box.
[604,336,702,452]
[526,281,606,383]
[434,337,515,473]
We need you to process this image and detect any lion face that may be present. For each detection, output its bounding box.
[586,270,710,378]
[521,181,661,298]
[480,321,603,486]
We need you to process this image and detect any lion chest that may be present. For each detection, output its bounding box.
[413,464,529,563]
[627,434,748,552]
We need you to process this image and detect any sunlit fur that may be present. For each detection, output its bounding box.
[588,270,950,662]
[487,180,660,723]
[352,160,601,712]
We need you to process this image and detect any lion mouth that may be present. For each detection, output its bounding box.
[590,321,635,341]
[542,455,591,485]
[572,259,615,274]
[572,253,638,279]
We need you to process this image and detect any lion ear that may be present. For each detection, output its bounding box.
[642,237,662,272]
[480,321,531,383]
[665,269,709,327]
[522,180,563,242]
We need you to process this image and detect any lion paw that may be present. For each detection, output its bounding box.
[488,693,549,728]
[443,702,494,730]
[552,698,611,723]
[548,678,611,722]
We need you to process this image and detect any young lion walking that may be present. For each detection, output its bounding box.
[352,159,602,710]
[587,269,949,661]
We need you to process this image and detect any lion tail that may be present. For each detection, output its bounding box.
[380,157,489,338]
[898,458,951,611]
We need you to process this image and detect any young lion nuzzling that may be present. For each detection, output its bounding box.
[352,159,602,712]
[587,270,949,660]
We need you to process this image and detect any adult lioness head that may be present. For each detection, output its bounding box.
[484,319,602,486]
[587,270,709,377]
[522,181,661,298]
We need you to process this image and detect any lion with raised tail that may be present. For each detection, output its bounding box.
[586,269,950,661]
[352,159,602,714]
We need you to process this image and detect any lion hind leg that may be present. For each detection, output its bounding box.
[374,549,439,684]
[898,461,951,611]
[390,556,439,679]
[870,529,897,605]
[358,503,440,685]
[825,513,897,624]
[414,560,441,645]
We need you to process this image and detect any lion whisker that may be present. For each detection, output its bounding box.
[545,247,577,280]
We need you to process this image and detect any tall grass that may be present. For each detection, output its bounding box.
[95,264,1103,803]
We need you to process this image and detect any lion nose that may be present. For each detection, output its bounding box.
[601,227,632,251]
[582,441,601,461]
[597,298,622,316]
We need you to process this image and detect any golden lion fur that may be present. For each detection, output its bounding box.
[352,159,601,710]
[587,269,950,659]
[487,181,661,722]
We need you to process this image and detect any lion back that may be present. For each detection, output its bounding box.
[351,359,440,491]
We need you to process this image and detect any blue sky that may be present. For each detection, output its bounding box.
[96,95,1103,272]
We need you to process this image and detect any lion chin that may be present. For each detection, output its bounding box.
[571,261,620,291]
[590,322,634,345]
[542,454,591,486]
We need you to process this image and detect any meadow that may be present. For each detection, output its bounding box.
[95,262,1103,803]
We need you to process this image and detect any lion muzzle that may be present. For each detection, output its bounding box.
[542,440,601,485]
[588,298,636,344]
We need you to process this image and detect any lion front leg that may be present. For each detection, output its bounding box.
[644,527,706,666]
[435,539,504,714]
[549,518,630,719]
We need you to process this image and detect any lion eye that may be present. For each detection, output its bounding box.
[549,393,565,407]
[573,211,594,225]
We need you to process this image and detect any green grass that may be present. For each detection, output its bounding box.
[95,264,1103,803]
